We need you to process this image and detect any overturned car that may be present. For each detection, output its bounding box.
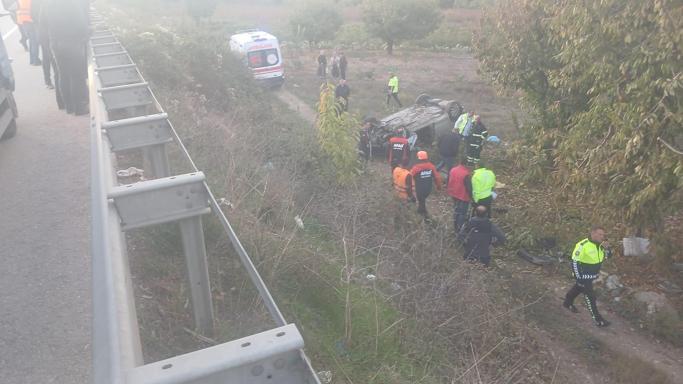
[364,94,462,151]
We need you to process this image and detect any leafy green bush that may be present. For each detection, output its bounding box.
[474,0,683,240]
[316,83,360,184]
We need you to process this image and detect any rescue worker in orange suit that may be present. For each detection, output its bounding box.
[410,151,442,218]
[392,163,415,203]
[387,127,410,171]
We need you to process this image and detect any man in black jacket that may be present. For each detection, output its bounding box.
[436,128,461,176]
[42,0,88,115]
[458,205,505,266]
[334,79,350,112]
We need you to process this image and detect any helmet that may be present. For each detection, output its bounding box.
[417,151,428,160]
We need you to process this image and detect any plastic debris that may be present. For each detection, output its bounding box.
[623,237,650,257]
[366,274,377,281]
[294,215,304,229]
[116,167,144,178]
[487,135,501,143]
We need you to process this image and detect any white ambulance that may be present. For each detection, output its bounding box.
[229,30,284,87]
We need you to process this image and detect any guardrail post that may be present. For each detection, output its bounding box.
[143,144,171,179]
[178,216,214,336]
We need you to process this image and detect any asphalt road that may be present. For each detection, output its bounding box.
[0,11,91,384]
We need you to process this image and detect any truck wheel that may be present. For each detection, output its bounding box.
[415,93,432,106]
[0,119,16,140]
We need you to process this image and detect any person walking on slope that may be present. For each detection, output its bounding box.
[466,115,488,165]
[334,78,350,111]
[392,163,415,203]
[387,127,410,171]
[410,151,442,218]
[458,205,506,266]
[386,72,402,108]
[471,164,496,217]
[436,127,461,176]
[317,50,327,80]
[563,226,612,327]
[447,158,473,235]
[338,51,348,80]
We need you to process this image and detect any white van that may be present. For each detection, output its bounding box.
[229,30,284,87]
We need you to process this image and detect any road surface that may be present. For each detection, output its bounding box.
[0,10,91,384]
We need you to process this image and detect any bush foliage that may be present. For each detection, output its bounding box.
[474,0,683,233]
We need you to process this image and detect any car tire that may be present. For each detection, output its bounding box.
[446,101,463,122]
[0,119,16,140]
[415,93,432,106]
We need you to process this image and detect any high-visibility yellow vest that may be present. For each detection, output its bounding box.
[388,76,399,93]
[572,238,606,264]
[471,168,495,202]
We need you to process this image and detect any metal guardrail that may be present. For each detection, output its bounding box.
[89,13,320,384]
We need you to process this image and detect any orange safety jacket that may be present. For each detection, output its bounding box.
[392,167,414,201]
[17,0,32,24]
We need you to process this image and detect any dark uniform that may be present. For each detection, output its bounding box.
[387,135,410,170]
[564,238,611,326]
[410,159,442,217]
[43,0,88,115]
[466,120,488,165]
[458,216,506,266]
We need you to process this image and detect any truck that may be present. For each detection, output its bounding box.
[229,29,284,87]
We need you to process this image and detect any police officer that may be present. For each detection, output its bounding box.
[458,205,506,266]
[563,226,612,327]
[471,163,496,217]
[386,72,402,108]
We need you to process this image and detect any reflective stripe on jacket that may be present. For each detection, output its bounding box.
[572,238,605,265]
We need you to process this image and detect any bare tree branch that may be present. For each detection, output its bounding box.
[658,137,683,155]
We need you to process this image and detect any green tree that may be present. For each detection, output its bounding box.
[316,83,360,184]
[289,1,343,47]
[362,0,442,54]
[186,0,217,24]
[474,0,682,238]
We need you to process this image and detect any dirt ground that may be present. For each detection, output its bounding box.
[275,78,683,384]
[283,47,522,140]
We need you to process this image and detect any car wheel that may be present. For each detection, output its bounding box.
[0,119,16,140]
[415,93,432,106]
[446,101,463,122]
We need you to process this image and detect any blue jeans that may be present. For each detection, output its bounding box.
[24,23,40,65]
[453,198,470,235]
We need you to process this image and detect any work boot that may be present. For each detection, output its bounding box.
[594,318,611,327]
[563,302,579,313]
